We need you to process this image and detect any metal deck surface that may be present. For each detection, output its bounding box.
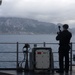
[0,70,75,75]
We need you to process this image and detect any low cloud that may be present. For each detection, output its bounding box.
[0,0,75,28]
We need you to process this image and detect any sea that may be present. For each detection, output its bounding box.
[0,34,75,68]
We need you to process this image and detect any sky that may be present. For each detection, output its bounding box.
[0,0,75,28]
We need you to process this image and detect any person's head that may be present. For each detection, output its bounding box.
[63,24,69,30]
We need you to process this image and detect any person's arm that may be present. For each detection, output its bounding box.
[70,32,72,40]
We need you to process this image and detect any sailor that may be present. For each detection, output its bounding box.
[56,24,72,73]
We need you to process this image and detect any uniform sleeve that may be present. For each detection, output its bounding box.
[70,32,72,40]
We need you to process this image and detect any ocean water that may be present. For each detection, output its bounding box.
[0,34,57,43]
[0,34,74,68]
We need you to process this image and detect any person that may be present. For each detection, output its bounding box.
[56,24,72,73]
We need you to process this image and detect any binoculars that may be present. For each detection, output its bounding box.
[57,26,61,34]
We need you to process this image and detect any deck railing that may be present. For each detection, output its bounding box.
[0,42,74,71]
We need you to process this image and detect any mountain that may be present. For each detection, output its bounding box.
[0,17,74,34]
[0,17,58,34]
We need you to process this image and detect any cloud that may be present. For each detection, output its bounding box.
[0,0,75,27]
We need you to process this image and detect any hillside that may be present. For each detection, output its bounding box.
[0,17,73,34]
[0,17,58,34]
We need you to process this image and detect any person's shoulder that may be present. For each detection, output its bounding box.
[66,30,71,33]
[68,30,72,36]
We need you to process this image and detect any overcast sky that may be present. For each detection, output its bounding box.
[0,0,75,28]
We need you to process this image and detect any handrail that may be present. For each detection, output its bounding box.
[0,42,74,71]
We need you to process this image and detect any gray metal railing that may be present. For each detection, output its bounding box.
[0,42,74,71]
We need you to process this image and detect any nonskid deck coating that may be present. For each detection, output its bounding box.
[0,66,74,75]
[0,70,75,75]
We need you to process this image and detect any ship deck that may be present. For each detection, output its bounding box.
[0,68,75,75]
[0,71,74,75]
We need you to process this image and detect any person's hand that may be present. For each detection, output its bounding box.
[57,32,60,34]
